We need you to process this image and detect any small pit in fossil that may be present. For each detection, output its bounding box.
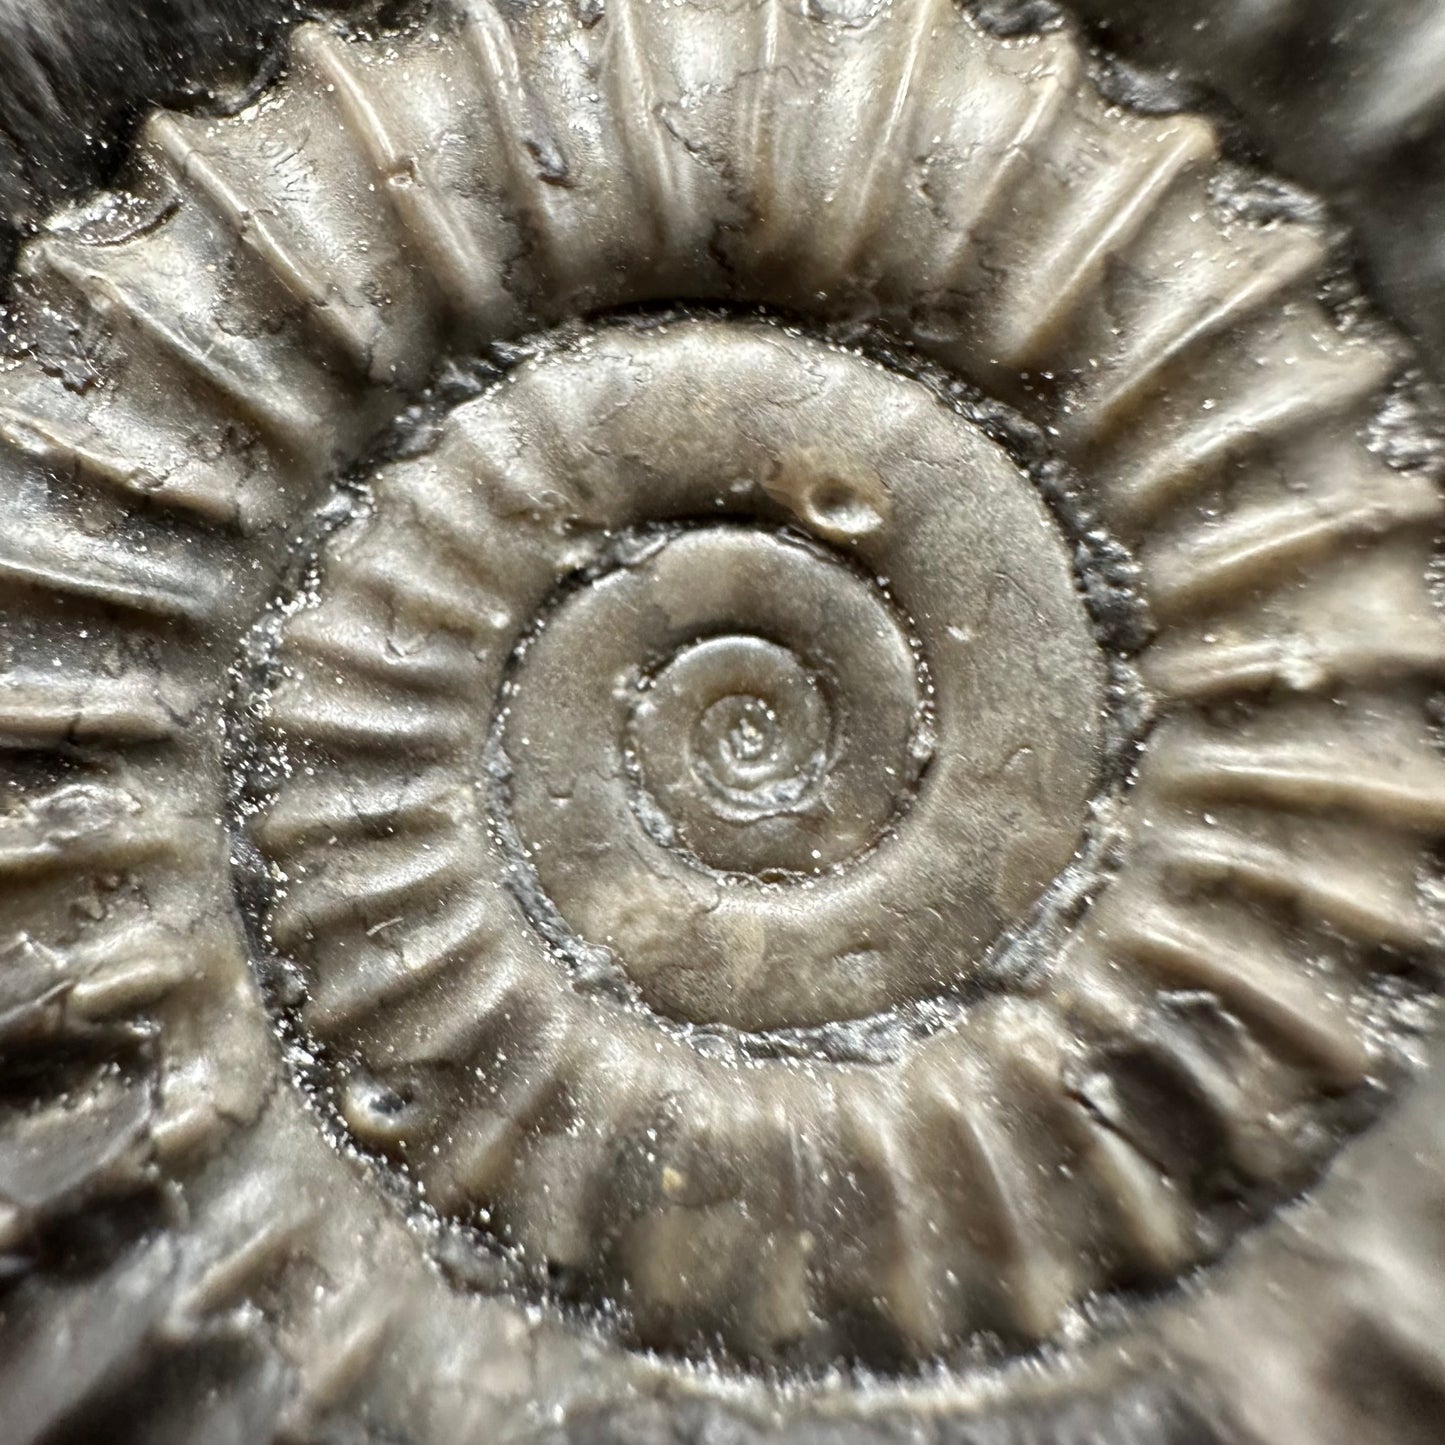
[764,449,892,543]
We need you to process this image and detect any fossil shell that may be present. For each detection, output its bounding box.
[0,0,1442,1438]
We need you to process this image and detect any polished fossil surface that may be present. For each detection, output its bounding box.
[0,0,1442,1441]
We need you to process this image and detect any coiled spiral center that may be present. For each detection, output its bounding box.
[512,524,930,889]
[639,634,841,856]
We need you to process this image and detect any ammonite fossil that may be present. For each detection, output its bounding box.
[1,0,1444,1440]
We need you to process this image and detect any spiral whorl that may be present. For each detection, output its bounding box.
[249,322,1121,1357]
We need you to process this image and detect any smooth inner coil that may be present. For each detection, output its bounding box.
[520,526,930,880]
